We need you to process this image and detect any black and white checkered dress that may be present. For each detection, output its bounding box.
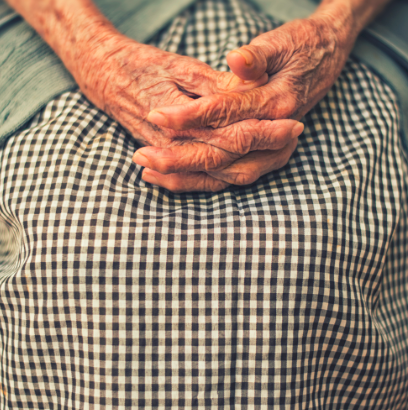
[0,0,407,408]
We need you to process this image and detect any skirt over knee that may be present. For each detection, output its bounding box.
[0,0,407,408]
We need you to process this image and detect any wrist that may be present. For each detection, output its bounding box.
[70,29,148,110]
[308,1,358,55]
[65,20,121,80]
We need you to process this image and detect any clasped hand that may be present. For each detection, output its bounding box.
[77,16,351,193]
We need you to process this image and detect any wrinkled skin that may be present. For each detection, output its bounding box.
[5,0,389,193]
[143,15,356,191]
[72,32,303,192]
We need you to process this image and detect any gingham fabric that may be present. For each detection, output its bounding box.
[0,0,407,408]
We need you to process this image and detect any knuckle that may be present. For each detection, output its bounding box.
[216,72,235,92]
[233,119,275,153]
[206,97,232,128]
[203,94,244,128]
[230,169,259,186]
[197,145,226,171]
[193,151,209,170]
[273,95,298,119]
[261,122,289,150]
[245,90,269,120]
[155,159,175,174]
[231,124,253,155]
[284,95,299,117]
[166,179,184,193]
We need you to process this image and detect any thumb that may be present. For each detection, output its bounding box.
[227,32,286,81]
[227,45,268,81]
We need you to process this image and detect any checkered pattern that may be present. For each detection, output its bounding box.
[0,0,407,408]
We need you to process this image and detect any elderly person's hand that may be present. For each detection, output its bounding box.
[76,32,303,192]
[77,34,302,192]
[140,0,388,191]
[134,8,350,190]
[73,33,275,151]
[145,12,355,129]
[133,4,347,192]
[5,0,304,193]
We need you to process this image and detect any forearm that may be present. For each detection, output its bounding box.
[311,0,394,44]
[4,0,120,78]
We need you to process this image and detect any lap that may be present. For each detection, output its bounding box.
[0,0,407,408]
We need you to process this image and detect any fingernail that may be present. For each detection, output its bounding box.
[133,151,152,168]
[231,49,254,66]
[147,110,168,127]
[142,170,159,185]
[291,123,304,138]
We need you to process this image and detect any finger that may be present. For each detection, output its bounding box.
[226,45,269,82]
[147,87,275,131]
[133,119,303,174]
[193,119,302,151]
[148,81,297,130]
[134,142,235,174]
[179,62,269,97]
[141,138,297,192]
[226,30,291,81]
[207,138,298,186]
[141,169,229,193]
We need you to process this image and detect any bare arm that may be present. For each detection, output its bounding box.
[4,0,306,193]
[316,0,393,35]
[3,0,115,84]
[5,0,392,90]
